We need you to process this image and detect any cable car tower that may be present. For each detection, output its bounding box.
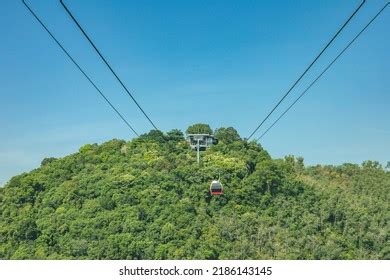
[186,134,218,164]
[187,133,222,195]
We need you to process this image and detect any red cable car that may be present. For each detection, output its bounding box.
[210,180,223,195]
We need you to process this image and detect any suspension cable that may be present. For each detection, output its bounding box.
[257,2,389,141]
[59,0,159,131]
[22,0,139,136]
[247,0,366,140]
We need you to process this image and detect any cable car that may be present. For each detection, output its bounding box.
[210,180,223,195]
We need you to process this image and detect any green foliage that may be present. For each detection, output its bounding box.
[139,130,166,143]
[41,157,57,167]
[0,126,388,260]
[186,123,212,135]
[166,129,185,142]
[214,127,241,144]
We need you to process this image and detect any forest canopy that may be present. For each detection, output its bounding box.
[0,125,389,260]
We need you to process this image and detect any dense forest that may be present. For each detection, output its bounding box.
[0,124,389,259]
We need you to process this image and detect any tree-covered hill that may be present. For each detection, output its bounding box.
[0,126,389,259]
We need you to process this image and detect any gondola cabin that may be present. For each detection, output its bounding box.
[210,180,223,195]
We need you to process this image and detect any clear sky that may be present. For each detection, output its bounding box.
[1,0,389,186]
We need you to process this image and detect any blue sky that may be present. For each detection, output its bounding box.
[1,0,389,186]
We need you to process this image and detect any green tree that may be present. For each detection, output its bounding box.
[41,157,57,166]
[166,129,185,142]
[0,124,388,260]
[214,127,241,144]
[186,123,212,134]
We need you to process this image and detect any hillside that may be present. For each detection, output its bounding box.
[0,126,389,259]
